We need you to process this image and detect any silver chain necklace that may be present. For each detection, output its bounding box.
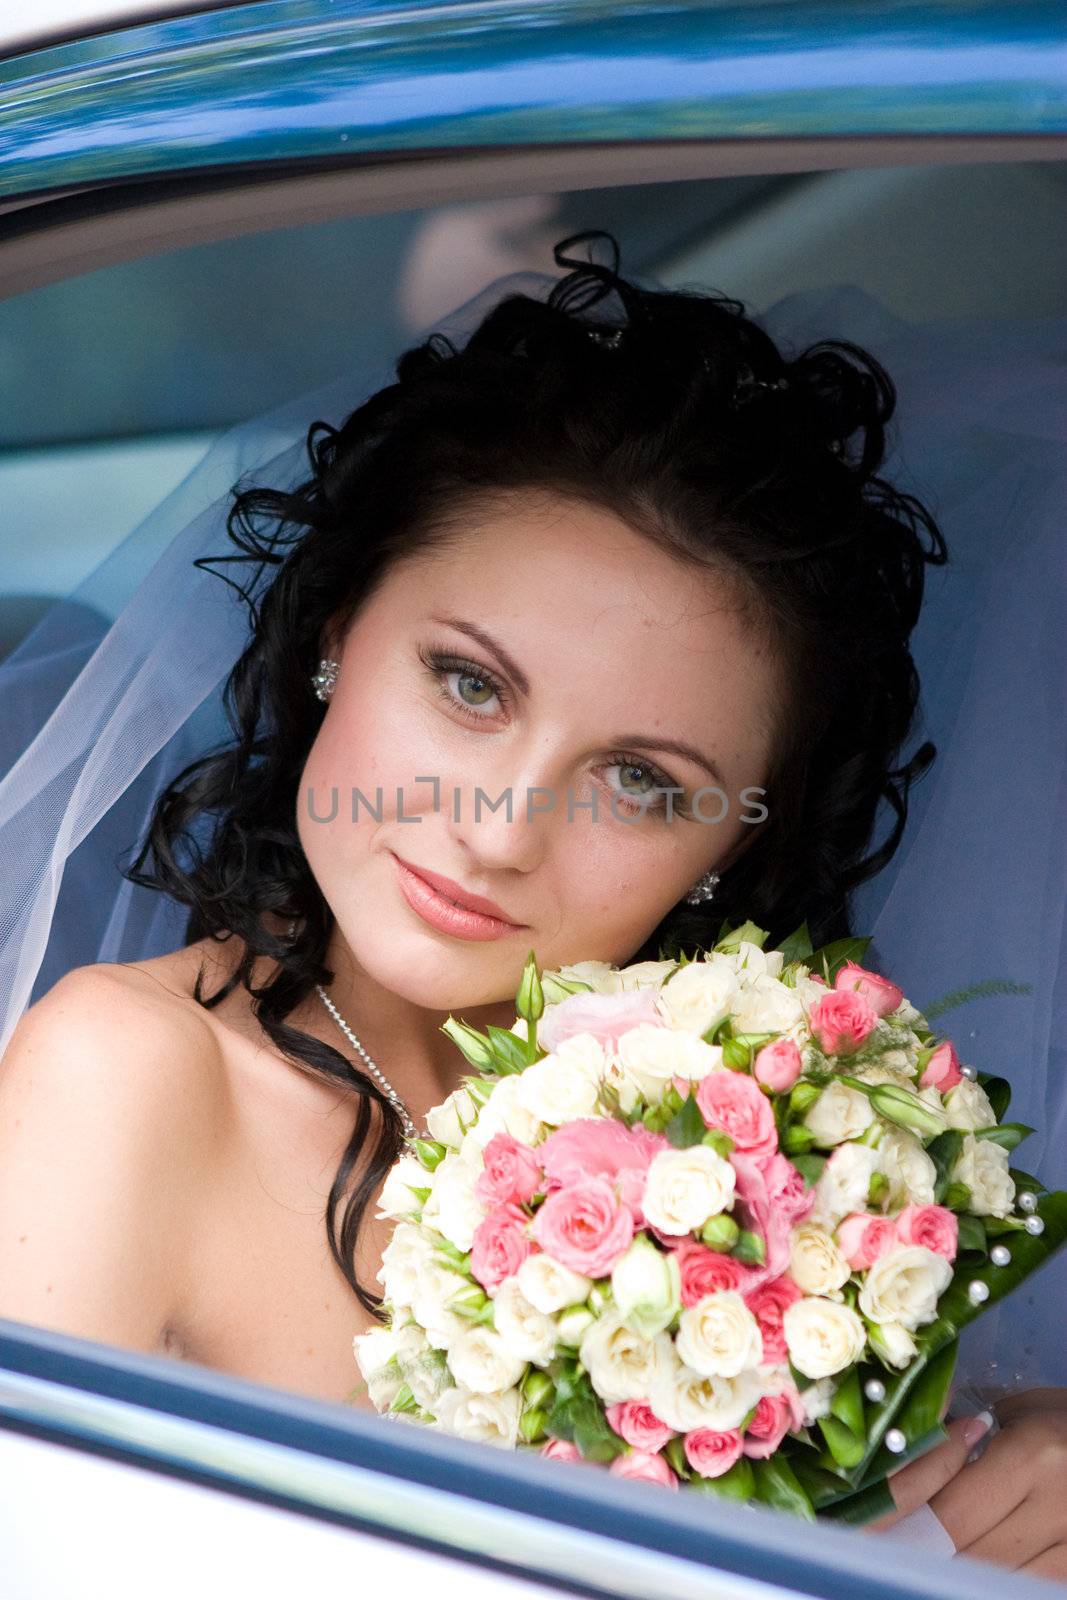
[286,920,418,1142]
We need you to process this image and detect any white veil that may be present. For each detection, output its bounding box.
[1,265,1064,1398]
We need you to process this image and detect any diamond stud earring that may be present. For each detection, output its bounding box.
[311,657,340,701]
[684,868,721,905]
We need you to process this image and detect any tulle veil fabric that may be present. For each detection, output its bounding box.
[0,266,1064,1397]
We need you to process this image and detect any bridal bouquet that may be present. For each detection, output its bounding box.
[355,921,1067,1522]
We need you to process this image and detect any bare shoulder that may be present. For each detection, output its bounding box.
[1,951,227,1098]
[0,954,237,1346]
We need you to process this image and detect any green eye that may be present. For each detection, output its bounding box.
[618,762,655,795]
[455,671,496,707]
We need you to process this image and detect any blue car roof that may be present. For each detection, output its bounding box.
[1,0,1065,203]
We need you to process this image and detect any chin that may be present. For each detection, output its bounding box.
[344,916,524,1012]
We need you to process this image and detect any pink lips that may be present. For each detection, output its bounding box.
[391,853,525,942]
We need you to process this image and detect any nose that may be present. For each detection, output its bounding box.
[446,746,564,879]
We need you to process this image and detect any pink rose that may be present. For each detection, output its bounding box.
[742,1389,805,1459]
[836,1211,897,1270]
[672,1238,752,1308]
[894,1203,958,1261]
[532,1176,634,1278]
[684,1428,744,1478]
[696,1069,778,1162]
[538,989,663,1053]
[539,1118,668,1222]
[475,1133,542,1208]
[743,1274,803,1364]
[833,959,904,1019]
[541,1438,583,1463]
[606,1401,674,1454]
[763,1152,817,1225]
[609,1450,678,1488]
[920,1040,963,1092]
[729,1151,815,1294]
[753,1037,803,1093]
[808,990,878,1056]
[470,1202,533,1292]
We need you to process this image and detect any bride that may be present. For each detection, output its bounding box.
[0,232,1064,1573]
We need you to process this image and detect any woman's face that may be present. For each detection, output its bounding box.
[297,490,779,1011]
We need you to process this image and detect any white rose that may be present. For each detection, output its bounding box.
[447,1325,528,1395]
[953,1135,1016,1217]
[877,1127,937,1208]
[578,1311,674,1404]
[353,1325,406,1410]
[795,971,833,1010]
[731,941,786,983]
[804,1080,876,1146]
[422,1148,486,1251]
[611,1235,682,1339]
[614,959,681,992]
[425,1087,479,1149]
[467,1073,543,1149]
[783,1296,867,1378]
[880,1047,920,1075]
[516,1253,592,1315]
[516,1044,602,1126]
[891,998,924,1027]
[676,1291,763,1377]
[870,1320,919,1369]
[853,1063,916,1090]
[615,1024,723,1104]
[732,975,806,1037]
[492,1279,558,1366]
[798,1377,836,1425]
[943,1080,998,1132]
[788,1225,852,1298]
[642,1146,736,1235]
[410,1261,471,1351]
[655,956,740,1036]
[858,1245,952,1332]
[650,1361,762,1433]
[433,1386,522,1446]
[810,1142,881,1229]
[548,960,623,996]
[377,1155,429,1221]
[378,1221,435,1309]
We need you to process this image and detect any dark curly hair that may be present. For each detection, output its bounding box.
[125,230,947,1315]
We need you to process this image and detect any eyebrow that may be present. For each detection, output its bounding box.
[431,614,726,789]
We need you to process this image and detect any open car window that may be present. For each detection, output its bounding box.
[2,4,1066,1597]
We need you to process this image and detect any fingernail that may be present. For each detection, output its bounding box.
[962,1410,994,1448]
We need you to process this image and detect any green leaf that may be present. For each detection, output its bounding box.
[829,1368,865,1439]
[485,1024,529,1074]
[806,936,871,984]
[925,1129,964,1203]
[732,1230,766,1266]
[714,920,769,953]
[817,1476,896,1526]
[545,1370,626,1464]
[975,1121,1034,1152]
[789,1152,828,1189]
[751,1456,816,1522]
[818,1415,865,1470]
[978,1073,1012,1121]
[956,1214,987,1253]
[664,1093,707,1150]
[775,921,814,963]
[689,1457,756,1501]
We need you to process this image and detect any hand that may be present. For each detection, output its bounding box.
[869,1393,1067,1580]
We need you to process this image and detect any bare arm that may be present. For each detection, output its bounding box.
[0,965,222,1351]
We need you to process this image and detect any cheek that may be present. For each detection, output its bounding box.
[548,824,698,962]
